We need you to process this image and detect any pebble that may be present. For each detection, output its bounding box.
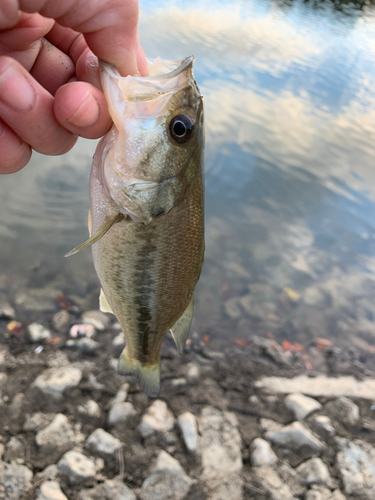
[311,415,335,438]
[57,450,96,485]
[205,472,243,500]
[186,362,200,380]
[23,412,53,432]
[305,488,346,500]
[37,481,68,500]
[15,288,60,312]
[108,402,136,426]
[250,438,278,467]
[32,367,82,399]
[0,461,33,500]
[255,375,375,400]
[139,400,175,438]
[27,322,52,343]
[265,421,325,461]
[177,412,198,453]
[325,397,360,426]
[81,310,110,331]
[223,297,243,320]
[110,383,129,406]
[0,444,4,460]
[66,337,100,353]
[199,406,242,475]
[79,479,136,500]
[77,400,101,419]
[0,372,7,399]
[336,438,375,498]
[52,310,70,333]
[86,428,122,457]
[296,457,331,486]
[0,296,15,319]
[5,437,24,462]
[284,393,322,420]
[112,331,125,346]
[254,465,294,500]
[259,418,283,433]
[35,414,77,455]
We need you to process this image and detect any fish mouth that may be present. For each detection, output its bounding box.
[100,56,200,102]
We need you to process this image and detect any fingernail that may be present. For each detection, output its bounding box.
[0,61,36,112]
[68,91,100,128]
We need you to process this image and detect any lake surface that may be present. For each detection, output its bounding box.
[2,0,375,351]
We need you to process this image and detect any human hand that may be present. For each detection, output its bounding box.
[0,1,148,174]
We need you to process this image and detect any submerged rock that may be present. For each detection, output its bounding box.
[81,310,110,331]
[77,479,136,500]
[0,461,33,500]
[32,367,82,399]
[139,400,175,438]
[177,412,199,453]
[57,451,96,485]
[284,393,322,420]
[27,322,52,343]
[86,429,122,457]
[15,288,61,312]
[35,414,77,456]
[296,457,331,486]
[250,438,278,467]
[325,397,360,426]
[108,402,136,426]
[37,481,68,500]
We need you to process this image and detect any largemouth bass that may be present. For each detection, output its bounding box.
[67,56,204,397]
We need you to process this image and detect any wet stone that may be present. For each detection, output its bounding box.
[37,481,68,500]
[77,400,101,420]
[177,412,198,453]
[259,418,283,433]
[110,383,129,406]
[81,310,110,331]
[296,457,331,486]
[139,400,175,438]
[186,362,200,381]
[336,438,375,499]
[66,337,100,353]
[0,461,33,500]
[35,414,77,456]
[112,331,125,346]
[4,437,24,463]
[108,402,136,426]
[310,415,335,439]
[86,429,122,457]
[57,450,96,485]
[250,438,278,467]
[79,479,136,500]
[28,322,52,343]
[205,472,243,500]
[199,406,242,474]
[284,393,322,420]
[325,397,360,426]
[32,366,82,399]
[52,310,70,333]
[23,412,54,432]
[223,297,243,320]
[254,465,294,500]
[265,421,325,462]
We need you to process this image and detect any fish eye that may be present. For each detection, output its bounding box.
[169,115,193,144]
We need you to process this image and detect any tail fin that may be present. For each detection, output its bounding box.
[118,347,160,398]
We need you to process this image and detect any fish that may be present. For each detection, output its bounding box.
[66,56,204,397]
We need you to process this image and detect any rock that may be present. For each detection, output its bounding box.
[250,438,278,467]
[57,450,96,485]
[255,375,375,400]
[77,400,101,419]
[37,481,68,500]
[81,310,110,331]
[265,421,325,462]
[336,438,375,499]
[0,461,33,500]
[0,444,4,460]
[239,294,276,320]
[0,372,7,399]
[112,332,125,346]
[252,337,290,365]
[177,412,198,453]
[23,412,54,432]
[199,406,242,474]
[259,418,283,433]
[310,415,335,439]
[305,488,346,500]
[27,323,52,343]
[254,465,294,500]
[32,367,82,399]
[35,414,76,456]
[205,472,243,500]
[296,457,331,485]
[140,452,193,500]
[171,378,187,387]
[110,384,129,406]
[186,363,200,380]
[70,324,96,338]
[325,397,360,426]
[284,393,322,420]
[15,288,60,312]
[34,465,60,483]
[139,400,175,438]
[108,402,136,426]
[86,429,122,457]
[52,310,70,333]
[88,479,136,500]
[223,298,243,320]
[66,337,100,353]
[0,296,15,319]
[4,437,24,462]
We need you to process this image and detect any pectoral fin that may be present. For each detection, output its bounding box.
[99,288,114,315]
[65,213,124,257]
[170,297,194,355]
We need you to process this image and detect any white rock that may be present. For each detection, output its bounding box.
[23,412,53,432]
[97,479,136,500]
[32,367,82,399]
[77,400,101,419]
[66,337,100,352]
[112,331,125,346]
[37,481,68,500]
[177,412,198,453]
[35,414,76,452]
[110,384,130,406]
[330,397,360,426]
[251,438,278,467]
[86,428,122,456]
[311,415,335,438]
[306,489,346,500]
[205,472,243,500]
[296,457,331,485]
[336,438,375,498]
[0,461,33,500]
[254,465,294,500]
[81,310,110,331]
[27,323,51,343]
[154,451,185,474]
[199,406,242,475]
[259,418,283,433]
[285,393,322,420]
[265,421,325,460]
[139,400,175,438]
[255,375,375,400]
[186,363,200,380]
[57,450,96,485]
[108,402,136,426]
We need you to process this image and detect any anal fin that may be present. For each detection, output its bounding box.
[118,347,160,398]
[170,297,194,355]
[99,288,114,315]
[65,213,124,257]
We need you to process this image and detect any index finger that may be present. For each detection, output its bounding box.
[4,0,147,76]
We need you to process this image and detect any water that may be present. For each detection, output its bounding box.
[2,0,375,351]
